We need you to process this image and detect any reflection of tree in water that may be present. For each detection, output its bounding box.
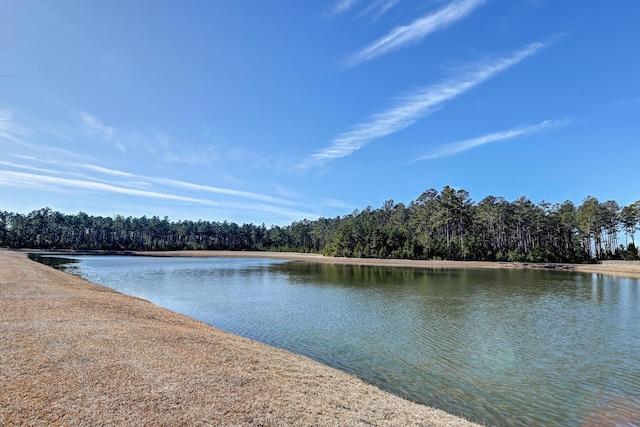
[28,253,78,269]
[275,261,480,288]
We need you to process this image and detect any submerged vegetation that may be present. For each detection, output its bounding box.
[2,186,639,263]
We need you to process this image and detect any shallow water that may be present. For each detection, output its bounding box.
[36,255,640,426]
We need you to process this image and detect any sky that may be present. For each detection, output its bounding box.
[1,0,639,225]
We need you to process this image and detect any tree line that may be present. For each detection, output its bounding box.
[2,186,639,263]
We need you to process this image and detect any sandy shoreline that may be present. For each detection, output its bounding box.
[0,250,482,426]
[134,250,640,279]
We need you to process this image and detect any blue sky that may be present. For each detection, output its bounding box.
[1,0,639,225]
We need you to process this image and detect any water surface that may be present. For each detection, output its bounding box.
[36,255,640,426]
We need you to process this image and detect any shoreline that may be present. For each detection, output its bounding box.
[23,248,640,279]
[134,250,640,279]
[1,249,482,426]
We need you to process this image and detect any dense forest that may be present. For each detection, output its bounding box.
[2,186,639,263]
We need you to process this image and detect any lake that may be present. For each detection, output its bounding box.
[34,254,640,426]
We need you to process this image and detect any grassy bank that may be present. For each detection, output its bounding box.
[0,250,482,426]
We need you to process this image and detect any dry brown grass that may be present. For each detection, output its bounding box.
[0,250,483,426]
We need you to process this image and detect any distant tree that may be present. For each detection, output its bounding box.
[600,200,620,257]
[620,203,639,247]
[2,186,632,264]
[577,196,602,259]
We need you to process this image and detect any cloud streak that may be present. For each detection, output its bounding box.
[73,163,305,206]
[346,0,485,67]
[0,161,320,221]
[0,109,32,144]
[414,119,569,161]
[0,170,222,206]
[78,111,126,152]
[330,0,359,16]
[356,0,402,21]
[0,109,320,223]
[304,41,548,168]
[370,0,401,19]
[329,0,401,20]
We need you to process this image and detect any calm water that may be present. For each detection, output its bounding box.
[36,255,640,426]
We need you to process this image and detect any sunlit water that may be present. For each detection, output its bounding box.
[34,255,640,426]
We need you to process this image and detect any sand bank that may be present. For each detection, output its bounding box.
[0,250,482,426]
[135,250,640,279]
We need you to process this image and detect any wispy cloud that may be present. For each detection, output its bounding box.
[414,119,569,161]
[368,0,401,19]
[3,146,308,207]
[78,111,126,152]
[0,166,317,222]
[607,97,640,110]
[329,0,401,20]
[0,158,320,221]
[0,160,63,176]
[0,109,318,223]
[346,0,485,67]
[75,163,135,178]
[4,107,230,171]
[1,109,105,161]
[78,112,219,165]
[0,170,222,206]
[352,0,402,21]
[158,179,299,205]
[144,130,220,166]
[72,163,303,207]
[304,41,548,168]
[330,0,360,16]
[0,109,32,143]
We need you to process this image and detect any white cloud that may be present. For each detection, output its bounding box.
[0,170,221,206]
[370,0,401,19]
[76,163,135,178]
[78,111,126,152]
[415,119,569,160]
[0,160,62,175]
[356,0,402,20]
[153,178,305,206]
[330,0,401,20]
[0,109,319,223]
[0,109,32,144]
[71,162,303,206]
[0,109,307,213]
[77,114,218,165]
[0,169,318,222]
[135,130,221,166]
[346,0,485,67]
[0,160,319,222]
[330,0,360,16]
[304,41,548,168]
